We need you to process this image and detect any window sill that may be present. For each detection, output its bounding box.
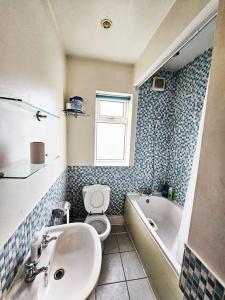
[94,161,130,167]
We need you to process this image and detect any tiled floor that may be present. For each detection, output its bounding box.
[89,225,156,300]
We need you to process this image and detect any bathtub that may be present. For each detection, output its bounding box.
[124,193,183,300]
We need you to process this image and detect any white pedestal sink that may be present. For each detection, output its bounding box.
[5,223,102,300]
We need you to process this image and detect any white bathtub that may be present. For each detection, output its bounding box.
[126,193,183,274]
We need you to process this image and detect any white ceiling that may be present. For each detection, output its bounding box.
[49,0,176,64]
[162,17,217,71]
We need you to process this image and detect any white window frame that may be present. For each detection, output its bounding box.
[94,91,133,166]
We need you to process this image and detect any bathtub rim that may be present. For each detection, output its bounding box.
[126,192,182,275]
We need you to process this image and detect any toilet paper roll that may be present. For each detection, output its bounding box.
[30,142,45,164]
[66,102,72,110]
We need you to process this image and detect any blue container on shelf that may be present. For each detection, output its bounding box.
[69,96,84,113]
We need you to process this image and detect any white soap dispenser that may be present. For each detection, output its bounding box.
[30,231,43,263]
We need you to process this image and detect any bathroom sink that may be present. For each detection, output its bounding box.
[5,223,102,300]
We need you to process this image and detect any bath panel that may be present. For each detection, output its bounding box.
[124,194,183,300]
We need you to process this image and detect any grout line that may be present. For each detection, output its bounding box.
[97,280,126,287]
[116,232,135,253]
[116,232,122,253]
[103,251,118,255]
[103,234,135,255]
[99,232,154,298]
[103,250,135,255]
[117,232,130,299]
[116,233,134,252]
[96,276,149,287]
[121,248,135,252]
[125,279,131,300]
[97,247,150,299]
[125,229,157,299]
[96,277,148,288]
[126,277,148,282]
[126,231,148,279]
[119,250,131,300]
[115,233,120,253]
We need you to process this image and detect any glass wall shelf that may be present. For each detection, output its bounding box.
[0,155,60,179]
[62,109,89,118]
[0,96,60,119]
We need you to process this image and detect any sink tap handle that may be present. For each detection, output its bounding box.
[25,262,36,274]
[25,262,48,283]
[42,233,57,248]
[42,232,50,239]
[25,261,37,270]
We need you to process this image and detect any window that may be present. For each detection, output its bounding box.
[95,91,133,166]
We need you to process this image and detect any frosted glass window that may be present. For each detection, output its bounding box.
[96,123,125,160]
[99,100,124,117]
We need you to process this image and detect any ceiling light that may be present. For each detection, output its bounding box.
[101,19,112,29]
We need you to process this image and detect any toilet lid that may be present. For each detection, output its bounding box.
[84,184,110,214]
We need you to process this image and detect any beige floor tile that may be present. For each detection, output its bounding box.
[121,251,146,280]
[127,278,156,300]
[117,233,135,252]
[98,253,125,284]
[96,282,129,300]
[104,235,119,254]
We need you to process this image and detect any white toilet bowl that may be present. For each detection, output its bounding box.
[82,184,111,243]
[85,214,111,242]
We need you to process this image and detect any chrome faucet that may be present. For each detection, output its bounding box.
[41,233,57,248]
[139,189,158,197]
[139,188,152,196]
[25,262,48,283]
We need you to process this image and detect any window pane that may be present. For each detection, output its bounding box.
[99,100,124,117]
[96,123,125,160]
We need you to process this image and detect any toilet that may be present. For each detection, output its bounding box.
[83,184,111,244]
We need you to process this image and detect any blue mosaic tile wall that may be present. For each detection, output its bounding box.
[180,245,225,300]
[166,48,212,204]
[67,49,212,218]
[67,70,177,218]
[0,170,67,297]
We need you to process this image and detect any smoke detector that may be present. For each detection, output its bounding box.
[101,19,112,29]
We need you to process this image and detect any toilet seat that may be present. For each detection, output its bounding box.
[83,184,111,244]
[84,184,110,214]
[85,214,111,242]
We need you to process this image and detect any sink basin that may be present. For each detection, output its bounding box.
[5,223,102,300]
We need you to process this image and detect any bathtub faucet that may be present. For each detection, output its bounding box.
[148,190,159,196]
[146,191,154,197]
[139,188,152,196]
[139,189,158,197]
